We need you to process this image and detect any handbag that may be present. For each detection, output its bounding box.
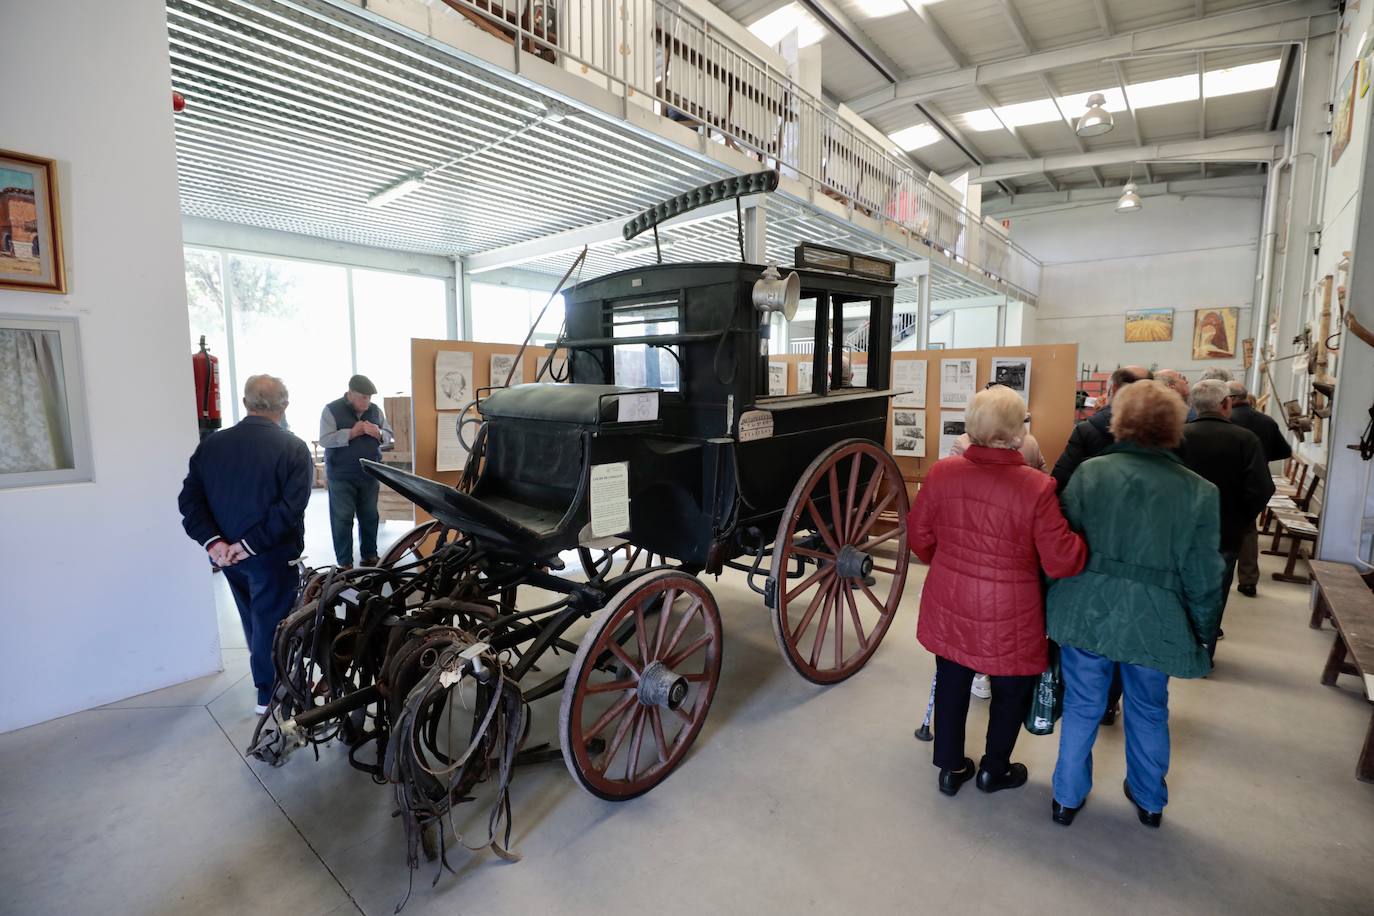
[1024,640,1063,736]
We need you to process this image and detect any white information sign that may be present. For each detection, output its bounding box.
[940,358,977,409]
[435,350,474,410]
[616,392,659,423]
[990,357,1031,400]
[435,412,467,472]
[797,361,813,394]
[893,359,927,408]
[939,411,967,458]
[768,361,788,396]
[892,409,926,457]
[490,353,518,388]
[738,410,774,442]
[589,462,631,536]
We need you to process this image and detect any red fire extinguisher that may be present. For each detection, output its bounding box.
[192,336,222,438]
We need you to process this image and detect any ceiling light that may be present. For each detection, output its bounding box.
[366,173,425,208]
[749,3,827,48]
[1077,93,1114,137]
[1116,182,1142,213]
[888,123,940,150]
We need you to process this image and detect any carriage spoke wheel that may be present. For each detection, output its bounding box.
[769,439,910,684]
[560,570,722,801]
[379,519,441,568]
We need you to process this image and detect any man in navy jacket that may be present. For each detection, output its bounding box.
[179,374,313,714]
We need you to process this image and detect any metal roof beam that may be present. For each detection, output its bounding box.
[846,0,1334,115]
[1092,0,1114,36]
[960,131,1286,182]
[465,199,746,272]
[996,0,1035,50]
[983,174,1268,214]
[1110,59,1154,184]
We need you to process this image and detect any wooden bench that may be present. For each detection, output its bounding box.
[1263,467,1324,584]
[1310,560,1374,782]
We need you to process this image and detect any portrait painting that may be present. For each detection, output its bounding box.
[1333,62,1358,166]
[1124,308,1174,343]
[0,150,65,294]
[1192,307,1238,360]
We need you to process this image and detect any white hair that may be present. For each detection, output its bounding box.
[966,385,1027,449]
[1199,368,1233,383]
[243,374,289,413]
[1191,378,1230,415]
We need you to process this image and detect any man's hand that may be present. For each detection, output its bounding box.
[348,420,369,440]
[226,542,250,564]
[362,421,383,440]
[207,540,234,567]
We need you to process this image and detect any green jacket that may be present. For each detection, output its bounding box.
[1046,441,1224,679]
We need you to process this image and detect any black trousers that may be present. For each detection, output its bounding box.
[932,655,1036,775]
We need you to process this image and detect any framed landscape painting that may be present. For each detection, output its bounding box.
[1192,307,1239,360]
[0,150,65,294]
[1124,308,1173,343]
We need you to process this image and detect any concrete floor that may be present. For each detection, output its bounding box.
[2,492,1372,915]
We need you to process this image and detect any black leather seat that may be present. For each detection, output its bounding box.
[480,383,650,425]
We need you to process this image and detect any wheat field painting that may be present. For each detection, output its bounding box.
[1124,308,1174,343]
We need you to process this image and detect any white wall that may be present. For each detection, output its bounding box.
[0,1,220,732]
[1015,194,1261,377]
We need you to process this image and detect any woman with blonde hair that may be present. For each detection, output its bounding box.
[908,385,1087,797]
[1047,380,1224,829]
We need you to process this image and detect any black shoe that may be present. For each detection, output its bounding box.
[1238,584,1257,597]
[976,762,1028,793]
[1100,705,1118,726]
[938,757,976,797]
[1123,780,1162,828]
[362,555,380,567]
[1051,798,1083,826]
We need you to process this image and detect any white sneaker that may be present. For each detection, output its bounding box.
[254,703,269,716]
[971,674,992,699]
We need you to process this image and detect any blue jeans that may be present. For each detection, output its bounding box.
[1053,646,1171,813]
[327,475,380,565]
[223,557,298,706]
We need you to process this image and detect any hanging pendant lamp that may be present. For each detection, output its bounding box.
[1077,92,1114,137]
[1116,181,1142,213]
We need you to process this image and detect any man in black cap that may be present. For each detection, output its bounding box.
[1227,380,1293,597]
[319,374,393,567]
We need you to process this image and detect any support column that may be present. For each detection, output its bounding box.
[917,273,931,350]
[452,257,468,341]
[744,203,767,263]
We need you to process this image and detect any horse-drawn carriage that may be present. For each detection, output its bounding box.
[249,173,912,884]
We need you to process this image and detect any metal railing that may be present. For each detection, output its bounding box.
[432,0,1041,300]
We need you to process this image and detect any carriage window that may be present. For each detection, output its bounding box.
[610,299,681,392]
[830,298,873,389]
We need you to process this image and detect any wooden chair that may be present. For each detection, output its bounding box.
[1263,470,1323,584]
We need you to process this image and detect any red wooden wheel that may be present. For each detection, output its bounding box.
[560,570,722,800]
[768,439,910,684]
[379,519,441,568]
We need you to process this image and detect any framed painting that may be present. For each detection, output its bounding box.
[0,150,65,294]
[1332,63,1358,166]
[1192,307,1239,360]
[1124,308,1174,342]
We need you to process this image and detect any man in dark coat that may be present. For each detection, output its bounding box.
[1051,365,1152,493]
[1227,381,1293,596]
[319,374,393,568]
[179,374,313,713]
[1177,380,1275,658]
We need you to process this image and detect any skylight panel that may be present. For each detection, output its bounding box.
[852,0,912,17]
[1125,73,1200,109]
[994,97,1065,127]
[1204,59,1282,97]
[889,123,941,150]
[960,109,1005,132]
[749,3,827,48]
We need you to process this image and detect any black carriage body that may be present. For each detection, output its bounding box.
[471,260,897,570]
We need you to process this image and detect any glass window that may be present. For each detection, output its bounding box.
[609,298,680,391]
[0,315,93,489]
[228,253,351,440]
[352,268,447,397]
[183,247,231,420]
[830,297,873,389]
[471,282,564,345]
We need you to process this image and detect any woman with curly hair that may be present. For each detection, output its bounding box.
[1046,380,1224,829]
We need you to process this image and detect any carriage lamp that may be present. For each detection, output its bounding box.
[752,263,800,318]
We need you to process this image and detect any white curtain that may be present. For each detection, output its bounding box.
[0,328,73,473]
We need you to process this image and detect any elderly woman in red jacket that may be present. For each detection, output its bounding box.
[909,385,1087,796]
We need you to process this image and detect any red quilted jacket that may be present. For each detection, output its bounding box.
[908,445,1087,675]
